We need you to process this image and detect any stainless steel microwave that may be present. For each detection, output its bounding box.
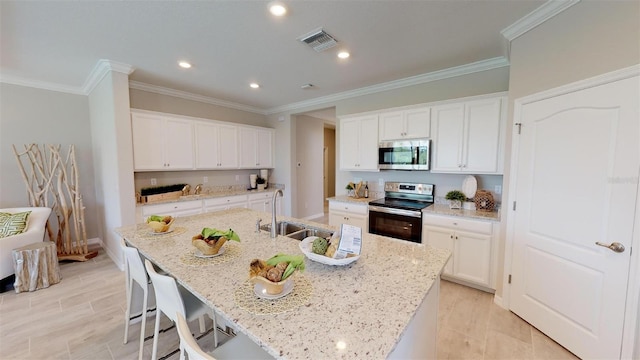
[378,139,430,170]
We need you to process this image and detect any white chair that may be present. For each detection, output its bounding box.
[0,207,52,280]
[121,239,157,360]
[144,259,215,360]
[176,312,271,360]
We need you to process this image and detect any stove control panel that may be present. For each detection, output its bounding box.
[384,182,433,195]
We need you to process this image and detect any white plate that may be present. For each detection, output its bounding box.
[194,246,225,258]
[148,229,174,236]
[461,175,478,199]
[253,279,294,300]
[299,236,360,266]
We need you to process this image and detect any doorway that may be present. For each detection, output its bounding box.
[293,108,336,220]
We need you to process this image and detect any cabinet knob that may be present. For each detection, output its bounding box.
[450,235,453,239]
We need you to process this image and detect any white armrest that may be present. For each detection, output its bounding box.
[0,207,52,279]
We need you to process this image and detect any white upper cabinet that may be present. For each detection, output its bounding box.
[431,96,505,174]
[239,127,274,168]
[131,111,194,171]
[379,107,430,140]
[339,114,379,171]
[194,121,238,169]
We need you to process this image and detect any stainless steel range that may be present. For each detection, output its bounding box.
[368,182,434,243]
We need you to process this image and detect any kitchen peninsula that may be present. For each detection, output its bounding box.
[115,208,450,359]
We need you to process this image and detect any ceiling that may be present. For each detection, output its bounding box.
[1,1,545,113]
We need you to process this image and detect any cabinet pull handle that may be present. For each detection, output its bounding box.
[450,235,453,239]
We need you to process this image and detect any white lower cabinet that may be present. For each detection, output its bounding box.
[141,200,203,220]
[328,201,368,232]
[422,214,497,290]
[247,192,281,215]
[203,195,247,213]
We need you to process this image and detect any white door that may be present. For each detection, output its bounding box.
[464,98,502,173]
[194,122,219,169]
[164,117,194,170]
[431,104,464,172]
[510,75,639,359]
[403,107,430,139]
[218,124,238,168]
[339,118,360,170]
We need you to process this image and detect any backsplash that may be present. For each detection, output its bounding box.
[134,169,275,194]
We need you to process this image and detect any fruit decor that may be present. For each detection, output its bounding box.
[192,227,240,255]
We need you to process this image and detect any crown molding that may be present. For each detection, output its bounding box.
[0,74,85,95]
[501,0,580,41]
[83,59,135,95]
[128,81,266,115]
[265,56,510,114]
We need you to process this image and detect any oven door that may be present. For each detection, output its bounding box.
[368,206,422,243]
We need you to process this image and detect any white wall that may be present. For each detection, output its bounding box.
[0,83,100,239]
[88,70,135,268]
[294,115,325,219]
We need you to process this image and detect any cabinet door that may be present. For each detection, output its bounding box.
[358,116,380,170]
[379,111,404,140]
[164,117,194,170]
[218,124,239,168]
[453,230,492,287]
[339,118,361,170]
[423,225,454,276]
[431,104,465,172]
[255,129,273,168]
[132,112,165,170]
[194,121,219,169]
[403,107,431,139]
[346,214,368,232]
[329,211,346,228]
[463,98,502,173]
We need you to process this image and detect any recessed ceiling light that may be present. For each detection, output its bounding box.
[337,51,350,59]
[178,61,192,69]
[250,83,260,89]
[269,2,287,16]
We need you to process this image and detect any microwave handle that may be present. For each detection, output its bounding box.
[414,146,419,164]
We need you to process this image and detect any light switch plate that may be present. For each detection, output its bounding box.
[495,185,502,194]
[150,178,157,186]
[204,176,208,183]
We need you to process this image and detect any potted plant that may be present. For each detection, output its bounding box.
[445,190,466,209]
[256,176,267,190]
[345,183,354,197]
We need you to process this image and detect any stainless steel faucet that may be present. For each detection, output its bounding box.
[271,189,283,238]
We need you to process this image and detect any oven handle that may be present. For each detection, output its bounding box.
[369,206,422,218]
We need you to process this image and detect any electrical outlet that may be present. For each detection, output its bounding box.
[203,176,208,183]
[150,178,157,186]
[235,175,240,182]
[495,185,502,194]
[378,178,384,187]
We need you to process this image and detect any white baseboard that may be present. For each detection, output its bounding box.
[88,237,124,271]
[494,294,507,309]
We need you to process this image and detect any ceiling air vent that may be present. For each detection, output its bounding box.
[298,28,338,52]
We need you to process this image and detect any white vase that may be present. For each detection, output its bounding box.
[257,183,266,190]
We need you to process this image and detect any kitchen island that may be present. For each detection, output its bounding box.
[115,208,450,359]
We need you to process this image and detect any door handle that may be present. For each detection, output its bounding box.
[595,242,625,253]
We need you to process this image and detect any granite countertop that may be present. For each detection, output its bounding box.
[326,195,379,204]
[423,203,501,222]
[115,208,450,359]
[138,187,278,206]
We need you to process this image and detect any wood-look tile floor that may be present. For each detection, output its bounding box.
[0,246,578,360]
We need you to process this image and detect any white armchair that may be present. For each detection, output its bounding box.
[0,207,52,280]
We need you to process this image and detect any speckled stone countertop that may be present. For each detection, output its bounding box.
[423,203,501,222]
[137,187,278,207]
[115,208,450,359]
[326,195,380,204]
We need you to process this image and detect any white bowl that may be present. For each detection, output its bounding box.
[299,236,360,266]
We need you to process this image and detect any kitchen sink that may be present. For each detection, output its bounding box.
[260,221,333,240]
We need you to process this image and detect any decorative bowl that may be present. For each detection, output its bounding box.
[250,275,293,295]
[192,236,227,255]
[146,216,175,233]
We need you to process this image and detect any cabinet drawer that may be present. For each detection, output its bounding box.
[142,200,202,216]
[247,192,272,201]
[422,214,492,235]
[204,195,247,207]
[329,201,368,215]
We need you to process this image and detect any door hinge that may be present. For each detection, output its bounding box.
[515,123,522,134]
[508,274,512,284]
[513,201,517,211]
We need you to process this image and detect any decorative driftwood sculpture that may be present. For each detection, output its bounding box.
[12,144,97,261]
